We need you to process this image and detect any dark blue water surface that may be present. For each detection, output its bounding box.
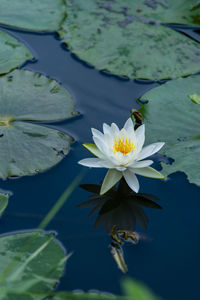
[0,25,200,300]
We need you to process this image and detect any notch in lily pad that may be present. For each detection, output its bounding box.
[0,69,77,178]
[0,29,33,75]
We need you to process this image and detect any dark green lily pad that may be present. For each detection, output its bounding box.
[0,70,76,178]
[59,0,200,80]
[0,193,9,216]
[0,231,66,299]
[108,0,200,26]
[139,75,200,186]
[0,0,66,31]
[0,29,33,75]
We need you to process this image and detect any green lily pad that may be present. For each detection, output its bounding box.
[0,69,76,178]
[139,75,200,186]
[0,0,66,31]
[0,29,33,75]
[59,0,200,80]
[0,231,66,299]
[0,193,9,216]
[108,0,200,26]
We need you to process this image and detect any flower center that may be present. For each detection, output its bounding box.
[113,137,135,155]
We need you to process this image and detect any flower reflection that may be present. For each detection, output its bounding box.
[78,178,162,273]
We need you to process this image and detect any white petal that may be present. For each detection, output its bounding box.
[91,128,104,140]
[124,118,134,131]
[123,169,139,193]
[115,151,124,162]
[111,122,120,135]
[83,143,105,159]
[130,167,165,179]
[129,160,153,168]
[115,166,126,171]
[100,169,122,195]
[93,136,107,154]
[104,132,114,147]
[103,123,111,135]
[78,158,105,168]
[137,142,165,161]
[135,124,145,149]
[100,160,115,168]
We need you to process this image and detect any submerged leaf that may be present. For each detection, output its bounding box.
[0,29,33,75]
[0,70,76,178]
[0,194,9,216]
[59,0,200,80]
[140,75,200,186]
[0,0,66,31]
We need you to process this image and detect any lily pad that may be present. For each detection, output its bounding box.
[108,0,200,26]
[0,231,66,299]
[139,75,200,186]
[59,0,200,80]
[0,193,9,216]
[0,29,33,75]
[0,69,76,178]
[0,0,66,32]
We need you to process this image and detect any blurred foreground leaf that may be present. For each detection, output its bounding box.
[122,278,162,300]
[0,231,66,300]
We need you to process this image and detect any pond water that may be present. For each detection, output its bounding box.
[0,24,200,300]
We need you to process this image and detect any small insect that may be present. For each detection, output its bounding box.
[130,108,143,129]
[109,225,143,273]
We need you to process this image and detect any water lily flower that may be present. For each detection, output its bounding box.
[78,118,165,195]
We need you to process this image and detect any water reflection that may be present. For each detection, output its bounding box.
[78,178,162,272]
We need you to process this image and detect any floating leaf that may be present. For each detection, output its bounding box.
[0,29,33,75]
[59,0,200,80]
[140,75,200,186]
[0,193,9,216]
[0,0,66,31]
[0,69,76,178]
[0,231,66,299]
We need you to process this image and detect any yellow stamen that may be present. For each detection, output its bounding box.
[113,137,135,155]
